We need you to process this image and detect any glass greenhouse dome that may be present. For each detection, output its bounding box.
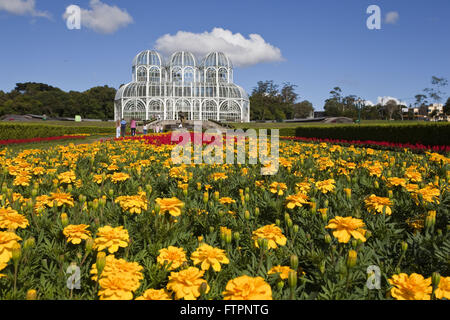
[115,50,250,122]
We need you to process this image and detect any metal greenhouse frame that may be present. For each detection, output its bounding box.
[114,50,250,123]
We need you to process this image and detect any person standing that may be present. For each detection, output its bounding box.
[130,118,137,137]
[116,119,121,139]
[120,118,127,137]
[143,122,148,135]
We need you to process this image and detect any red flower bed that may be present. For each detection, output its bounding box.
[281,136,450,153]
[115,133,450,153]
[0,135,88,146]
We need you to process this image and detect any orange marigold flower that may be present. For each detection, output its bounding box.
[223,275,272,300]
[434,277,450,300]
[388,273,432,300]
[0,231,22,264]
[157,246,187,271]
[136,289,172,300]
[0,207,29,230]
[155,197,184,217]
[63,224,91,245]
[110,172,130,183]
[48,192,74,207]
[269,182,287,196]
[219,197,235,205]
[268,265,294,280]
[58,171,76,184]
[115,193,148,214]
[252,224,287,249]
[93,226,129,253]
[325,216,367,243]
[315,179,336,194]
[167,267,210,300]
[285,192,310,209]
[98,273,138,300]
[365,194,393,215]
[190,243,229,272]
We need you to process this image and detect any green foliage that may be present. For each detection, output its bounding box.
[0,123,114,140]
[294,123,450,146]
[0,82,116,120]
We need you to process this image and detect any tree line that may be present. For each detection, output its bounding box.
[0,82,116,120]
[0,78,448,122]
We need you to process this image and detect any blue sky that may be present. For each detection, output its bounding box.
[0,0,449,110]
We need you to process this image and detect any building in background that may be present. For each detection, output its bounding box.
[114,50,250,122]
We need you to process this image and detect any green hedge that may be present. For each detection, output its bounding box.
[293,123,450,146]
[0,123,114,140]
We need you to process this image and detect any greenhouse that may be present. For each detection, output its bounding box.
[114,50,250,122]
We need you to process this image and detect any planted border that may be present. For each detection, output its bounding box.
[0,123,114,140]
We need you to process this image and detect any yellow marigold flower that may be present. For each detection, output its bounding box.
[0,207,29,230]
[58,171,76,184]
[155,197,184,217]
[209,172,228,181]
[285,192,310,209]
[252,224,287,249]
[167,267,210,300]
[13,173,31,187]
[0,231,22,264]
[190,243,230,272]
[434,277,450,300]
[388,273,432,300]
[269,182,287,196]
[315,179,336,194]
[63,224,91,245]
[115,194,148,214]
[223,275,272,300]
[386,177,407,188]
[325,216,366,243]
[220,226,232,236]
[98,273,138,300]
[48,192,74,207]
[295,182,311,193]
[413,185,440,204]
[32,166,45,175]
[405,183,419,192]
[107,164,119,171]
[136,289,172,300]
[90,254,143,284]
[93,174,104,184]
[219,197,235,205]
[367,165,383,177]
[204,184,212,191]
[405,169,422,182]
[365,194,393,215]
[110,172,130,183]
[255,180,265,189]
[0,261,7,278]
[93,226,129,253]
[157,246,187,271]
[169,166,187,179]
[268,265,294,280]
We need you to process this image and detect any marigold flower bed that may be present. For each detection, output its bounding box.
[0,134,448,300]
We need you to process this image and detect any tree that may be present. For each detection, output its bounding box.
[424,76,448,103]
[293,100,314,118]
[444,97,450,115]
[249,80,299,121]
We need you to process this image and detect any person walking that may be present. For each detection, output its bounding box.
[120,118,127,138]
[116,119,121,139]
[130,118,137,137]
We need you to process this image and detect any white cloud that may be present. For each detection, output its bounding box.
[63,0,133,34]
[0,0,50,18]
[154,28,284,67]
[377,96,407,106]
[385,11,399,24]
[364,100,374,106]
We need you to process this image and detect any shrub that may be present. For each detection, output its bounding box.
[294,123,450,146]
[0,123,114,140]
